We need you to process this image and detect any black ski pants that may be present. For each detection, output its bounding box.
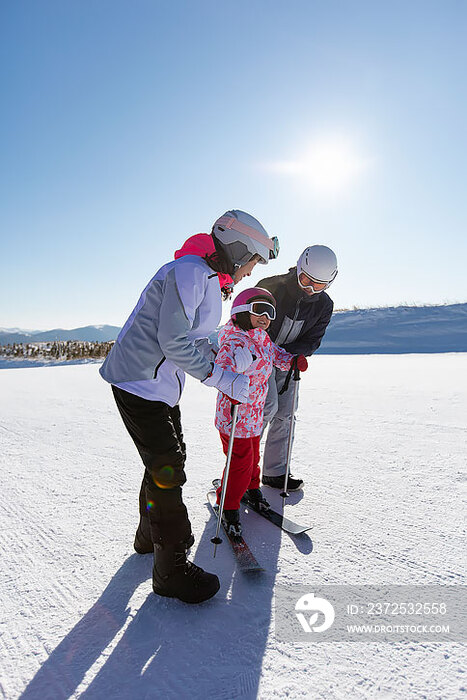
[112,386,192,549]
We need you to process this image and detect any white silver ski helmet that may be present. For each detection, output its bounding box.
[297,245,338,292]
[212,210,279,270]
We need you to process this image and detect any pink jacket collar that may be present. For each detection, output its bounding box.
[174,233,233,290]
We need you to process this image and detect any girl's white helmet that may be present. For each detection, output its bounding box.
[297,245,338,291]
[212,210,279,269]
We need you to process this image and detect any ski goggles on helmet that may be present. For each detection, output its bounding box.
[242,235,279,265]
[298,270,334,292]
[268,236,280,260]
[215,215,280,264]
[231,301,276,321]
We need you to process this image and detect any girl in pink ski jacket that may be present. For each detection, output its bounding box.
[214,287,308,537]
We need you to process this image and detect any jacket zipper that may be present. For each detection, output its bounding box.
[282,299,301,345]
[175,371,182,404]
[153,357,166,378]
[154,357,183,404]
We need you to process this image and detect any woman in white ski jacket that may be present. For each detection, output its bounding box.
[100,209,279,604]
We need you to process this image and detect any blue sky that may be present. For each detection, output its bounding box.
[1,0,466,329]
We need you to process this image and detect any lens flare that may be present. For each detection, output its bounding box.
[153,465,175,489]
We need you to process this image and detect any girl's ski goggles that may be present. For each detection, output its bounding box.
[231,301,276,320]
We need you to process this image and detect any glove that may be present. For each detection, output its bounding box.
[292,354,308,372]
[234,345,253,373]
[202,363,250,403]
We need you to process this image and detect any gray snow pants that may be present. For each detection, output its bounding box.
[262,368,300,477]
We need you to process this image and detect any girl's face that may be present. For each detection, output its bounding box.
[250,313,271,330]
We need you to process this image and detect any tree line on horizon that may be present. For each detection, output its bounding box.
[0,341,115,362]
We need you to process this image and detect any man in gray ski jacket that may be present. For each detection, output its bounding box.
[258,245,337,491]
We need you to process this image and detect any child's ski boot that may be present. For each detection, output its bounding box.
[245,488,270,512]
[222,509,242,539]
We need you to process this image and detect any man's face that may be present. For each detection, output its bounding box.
[298,271,327,296]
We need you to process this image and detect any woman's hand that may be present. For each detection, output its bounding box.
[202,364,250,402]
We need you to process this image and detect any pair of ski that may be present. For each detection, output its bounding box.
[207,479,311,572]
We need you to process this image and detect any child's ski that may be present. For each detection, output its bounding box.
[212,479,312,535]
[241,493,312,534]
[207,490,264,573]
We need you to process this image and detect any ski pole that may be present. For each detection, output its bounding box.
[281,362,301,503]
[211,403,239,557]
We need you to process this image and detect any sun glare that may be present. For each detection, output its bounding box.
[266,136,371,197]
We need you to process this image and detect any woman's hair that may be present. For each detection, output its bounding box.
[203,235,235,300]
[203,235,233,276]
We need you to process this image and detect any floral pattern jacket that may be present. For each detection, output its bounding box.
[215,320,294,438]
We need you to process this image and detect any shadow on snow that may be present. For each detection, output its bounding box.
[20,500,313,700]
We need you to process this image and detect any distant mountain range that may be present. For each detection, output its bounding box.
[1,303,466,353]
[0,325,120,345]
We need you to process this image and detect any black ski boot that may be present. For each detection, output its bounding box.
[152,538,220,604]
[262,474,304,491]
[222,509,242,539]
[245,488,270,512]
[133,480,153,554]
[134,522,153,554]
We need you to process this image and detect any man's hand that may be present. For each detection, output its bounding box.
[292,355,308,372]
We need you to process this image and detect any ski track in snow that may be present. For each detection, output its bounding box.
[0,355,465,699]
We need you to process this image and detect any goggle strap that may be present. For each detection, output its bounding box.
[215,216,277,253]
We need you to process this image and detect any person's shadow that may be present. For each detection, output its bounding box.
[19,555,149,700]
[20,502,312,700]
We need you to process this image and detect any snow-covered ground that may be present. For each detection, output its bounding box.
[0,355,465,699]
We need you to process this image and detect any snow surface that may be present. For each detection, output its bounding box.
[0,356,466,699]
